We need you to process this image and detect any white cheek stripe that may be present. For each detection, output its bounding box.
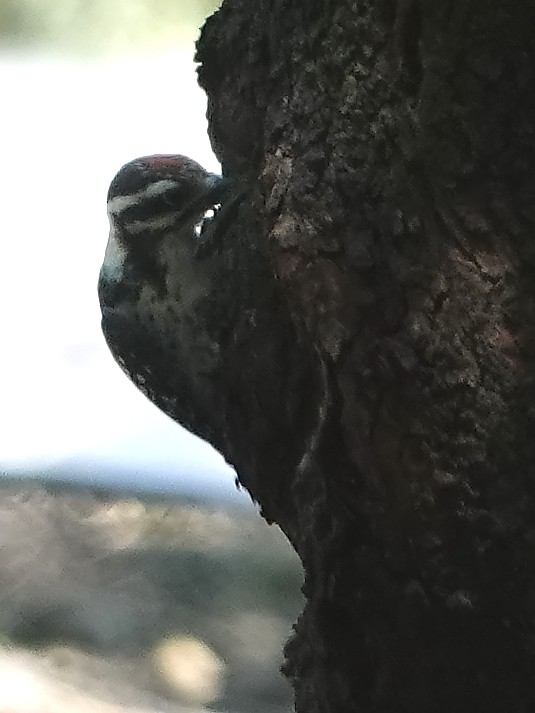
[125,211,185,234]
[101,228,126,281]
[107,179,178,216]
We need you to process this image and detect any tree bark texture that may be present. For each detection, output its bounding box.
[196,2,535,711]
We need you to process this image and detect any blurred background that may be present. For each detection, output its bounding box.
[0,3,303,712]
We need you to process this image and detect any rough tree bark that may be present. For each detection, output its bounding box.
[195,1,535,711]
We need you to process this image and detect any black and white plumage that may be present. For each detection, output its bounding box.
[98,155,229,444]
[101,154,222,293]
[98,154,321,517]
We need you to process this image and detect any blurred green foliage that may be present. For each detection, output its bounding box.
[0,0,220,53]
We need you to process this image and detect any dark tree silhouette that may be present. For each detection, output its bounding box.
[193,1,535,711]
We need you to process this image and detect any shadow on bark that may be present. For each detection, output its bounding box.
[193,1,535,711]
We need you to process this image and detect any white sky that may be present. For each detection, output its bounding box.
[0,49,245,501]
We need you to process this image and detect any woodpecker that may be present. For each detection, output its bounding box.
[98,154,322,518]
[98,154,230,446]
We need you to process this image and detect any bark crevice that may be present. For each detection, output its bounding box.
[195,2,535,710]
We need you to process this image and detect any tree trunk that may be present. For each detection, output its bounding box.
[196,1,535,710]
